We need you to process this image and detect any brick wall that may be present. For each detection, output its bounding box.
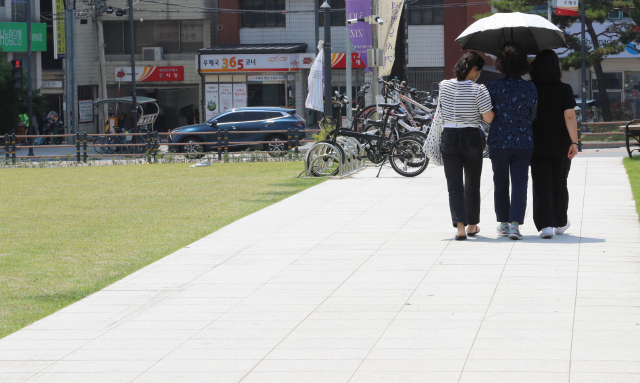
[443,0,493,79]
[219,0,240,44]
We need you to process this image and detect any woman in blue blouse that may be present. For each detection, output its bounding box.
[486,42,538,240]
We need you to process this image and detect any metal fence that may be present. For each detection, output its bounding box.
[406,67,445,94]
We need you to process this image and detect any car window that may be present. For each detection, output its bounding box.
[265,112,284,120]
[215,112,242,123]
[243,111,268,121]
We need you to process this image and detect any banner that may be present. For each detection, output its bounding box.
[330,53,367,69]
[233,84,247,108]
[53,0,65,58]
[219,84,233,113]
[346,0,373,68]
[556,0,578,16]
[377,0,405,76]
[115,66,184,82]
[0,22,47,52]
[305,49,324,113]
[205,84,219,120]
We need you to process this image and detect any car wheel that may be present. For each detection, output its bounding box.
[264,135,287,155]
[181,137,204,158]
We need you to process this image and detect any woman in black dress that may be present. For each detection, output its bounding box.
[530,50,579,238]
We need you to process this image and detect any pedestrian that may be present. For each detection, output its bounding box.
[529,49,578,238]
[438,52,494,240]
[486,42,538,240]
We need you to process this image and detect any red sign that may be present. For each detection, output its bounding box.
[632,90,640,99]
[330,53,366,69]
[115,66,184,82]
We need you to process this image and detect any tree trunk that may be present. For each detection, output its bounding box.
[586,20,613,121]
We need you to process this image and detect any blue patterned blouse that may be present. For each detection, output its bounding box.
[486,77,538,149]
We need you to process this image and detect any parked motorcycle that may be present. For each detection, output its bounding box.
[42,112,64,145]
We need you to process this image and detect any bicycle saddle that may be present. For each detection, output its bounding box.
[378,102,401,109]
[414,116,432,124]
[423,102,437,109]
[409,88,418,94]
[392,113,408,119]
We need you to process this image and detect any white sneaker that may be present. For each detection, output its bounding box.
[539,227,554,239]
[554,219,570,235]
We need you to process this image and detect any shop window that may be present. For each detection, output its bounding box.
[408,0,444,25]
[242,0,286,28]
[12,2,26,21]
[1,0,5,7]
[104,20,203,55]
[592,73,622,90]
[318,0,346,26]
[608,10,630,20]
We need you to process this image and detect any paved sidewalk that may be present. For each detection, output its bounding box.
[1,157,639,383]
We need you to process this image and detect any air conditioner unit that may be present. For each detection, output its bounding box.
[142,47,163,61]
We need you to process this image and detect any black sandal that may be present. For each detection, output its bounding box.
[467,227,481,237]
[455,234,467,241]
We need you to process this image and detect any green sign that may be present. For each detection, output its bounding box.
[0,22,47,52]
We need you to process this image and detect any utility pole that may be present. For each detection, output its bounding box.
[321,1,332,122]
[314,0,320,54]
[96,12,108,133]
[548,0,552,21]
[128,0,138,131]
[64,0,76,144]
[372,0,379,110]
[26,0,34,156]
[346,20,352,122]
[580,0,586,122]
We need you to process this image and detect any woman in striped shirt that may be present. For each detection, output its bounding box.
[440,52,494,240]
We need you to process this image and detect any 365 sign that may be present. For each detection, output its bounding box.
[115,66,184,82]
[199,54,297,73]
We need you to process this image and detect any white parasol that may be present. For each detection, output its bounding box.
[455,12,567,56]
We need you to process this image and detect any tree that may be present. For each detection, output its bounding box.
[0,50,47,135]
[477,0,640,121]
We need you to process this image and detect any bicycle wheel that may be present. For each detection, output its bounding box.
[306,140,345,177]
[93,137,109,154]
[389,136,429,177]
[354,105,379,132]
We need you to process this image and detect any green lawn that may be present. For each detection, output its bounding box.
[0,163,323,338]
[624,156,640,220]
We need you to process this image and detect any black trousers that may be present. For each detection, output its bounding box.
[441,127,484,227]
[489,147,533,225]
[530,151,571,231]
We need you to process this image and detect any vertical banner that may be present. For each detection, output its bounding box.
[346,0,373,68]
[205,84,219,120]
[233,84,247,108]
[53,0,65,59]
[219,84,233,113]
[556,0,578,16]
[377,0,405,76]
[305,49,324,112]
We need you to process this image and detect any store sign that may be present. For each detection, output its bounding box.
[233,84,247,108]
[0,22,47,52]
[632,90,640,99]
[330,53,367,69]
[42,81,63,88]
[247,75,287,82]
[219,84,233,113]
[115,66,184,82]
[78,99,93,123]
[199,54,299,73]
[299,53,316,68]
[205,84,219,119]
[53,0,65,58]
[556,0,578,16]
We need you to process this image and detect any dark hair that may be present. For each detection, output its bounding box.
[495,42,530,77]
[530,49,562,83]
[454,52,485,81]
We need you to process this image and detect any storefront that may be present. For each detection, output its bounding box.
[197,44,308,121]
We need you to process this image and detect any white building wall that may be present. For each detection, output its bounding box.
[75,18,99,87]
[407,25,444,67]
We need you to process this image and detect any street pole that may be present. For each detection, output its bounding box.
[346,21,352,122]
[580,0,586,123]
[314,0,320,54]
[26,0,34,156]
[128,0,138,132]
[372,0,379,110]
[548,0,552,21]
[321,1,332,122]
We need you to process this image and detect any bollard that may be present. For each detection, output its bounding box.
[223,129,228,154]
[145,131,152,156]
[217,130,222,161]
[75,133,81,162]
[287,128,292,151]
[294,128,300,154]
[4,134,9,164]
[11,133,16,164]
[153,131,159,162]
[82,133,88,163]
[578,128,582,152]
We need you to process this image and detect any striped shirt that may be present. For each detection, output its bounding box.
[439,79,493,127]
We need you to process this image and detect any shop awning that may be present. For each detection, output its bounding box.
[198,44,308,55]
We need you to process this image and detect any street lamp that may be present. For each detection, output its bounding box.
[320,1,332,121]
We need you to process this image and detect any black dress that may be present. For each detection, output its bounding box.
[530,81,577,231]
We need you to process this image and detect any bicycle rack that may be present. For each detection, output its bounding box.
[304,137,366,178]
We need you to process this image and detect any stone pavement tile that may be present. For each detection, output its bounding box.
[264,347,370,360]
[357,358,466,372]
[568,373,640,383]
[133,371,246,383]
[40,360,156,373]
[240,371,353,383]
[366,347,470,360]
[467,347,570,360]
[61,348,172,361]
[458,372,569,383]
[251,359,361,372]
[0,373,33,383]
[462,359,568,372]
[23,372,140,383]
[571,360,640,373]
[0,361,53,373]
[147,359,259,372]
[349,371,460,383]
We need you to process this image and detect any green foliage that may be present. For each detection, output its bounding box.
[624,155,640,221]
[313,119,337,142]
[0,49,48,135]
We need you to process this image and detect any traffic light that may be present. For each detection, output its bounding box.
[11,59,23,90]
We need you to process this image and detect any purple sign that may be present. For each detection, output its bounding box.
[346,0,373,68]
